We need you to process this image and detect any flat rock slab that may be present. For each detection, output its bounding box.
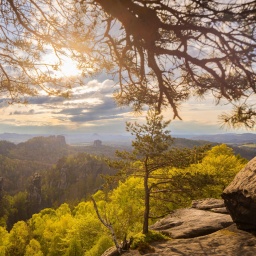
[191,198,226,210]
[192,198,229,214]
[123,224,256,256]
[150,208,233,238]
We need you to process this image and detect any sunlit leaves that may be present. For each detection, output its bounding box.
[5,221,30,256]
[25,239,43,256]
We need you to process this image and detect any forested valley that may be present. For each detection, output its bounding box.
[0,0,256,255]
[0,134,251,255]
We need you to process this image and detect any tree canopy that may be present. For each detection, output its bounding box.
[1,0,256,127]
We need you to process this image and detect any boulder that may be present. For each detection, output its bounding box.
[150,207,233,239]
[222,156,256,230]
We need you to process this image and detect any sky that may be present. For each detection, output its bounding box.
[0,1,255,138]
[0,72,255,137]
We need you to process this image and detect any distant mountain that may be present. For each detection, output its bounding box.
[191,133,256,144]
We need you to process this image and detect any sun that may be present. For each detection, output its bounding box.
[43,50,82,78]
[59,57,81,77]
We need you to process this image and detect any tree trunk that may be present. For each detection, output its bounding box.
[143,170,150,234]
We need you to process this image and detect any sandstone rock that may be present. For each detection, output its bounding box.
[222,156,256,230]
[28,173,42,205]
[150,207,233,238]
[158,224,256,256]
[191,198,225,210]
[192,198,229,214]
[122,224,256,256]
[210,207,229,214]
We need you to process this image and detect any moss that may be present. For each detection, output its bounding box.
[217,229,238,236]
[131,230,169,250]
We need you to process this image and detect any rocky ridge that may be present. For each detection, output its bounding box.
[103,198,256,256]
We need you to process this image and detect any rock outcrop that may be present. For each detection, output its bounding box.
[94,140,102,146]
[123,224,256,256]
[222,157,256,230]
[28,172,42,208]
[150,205,232,239]
[103,198,256,256]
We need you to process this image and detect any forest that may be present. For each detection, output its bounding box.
[0,126,248,255]
[0,0,256,255]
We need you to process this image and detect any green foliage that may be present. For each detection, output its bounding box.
[166,144,212,168]
[127,109,172,158]
[108,177,144,236]
[0,143,247,256]
[5,221,30,256]
[6,192,29,230]
[64,238,83,256]
[42,153,115,207]
[85,235,113,256]
[0,154,45,195]
[25,239,44,256]
[0,141,15,156]
[0,227,9,256]
[159,144,247,203]
[26,201,107,255]
[9,136,68,164]
[115,109,174,234]
[131,230,168,252]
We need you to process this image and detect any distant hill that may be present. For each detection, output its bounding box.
[172,137,215,148]
[0,135,76,165]
[1,134,255,163]
[0,134,255,229]
[191,133,256,144]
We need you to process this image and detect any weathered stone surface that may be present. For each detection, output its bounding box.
[192,198,229,214]
[122,224,256,256]
[222,157,256,230]
[150,208,233,238]
[191,198,225,210]
[103,198,256,255]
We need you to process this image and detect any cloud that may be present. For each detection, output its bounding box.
[27,96,65,105]
[1,77,254,136]
[0,99,11,109]
[10,109,35,115]
[55,95,130,123]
